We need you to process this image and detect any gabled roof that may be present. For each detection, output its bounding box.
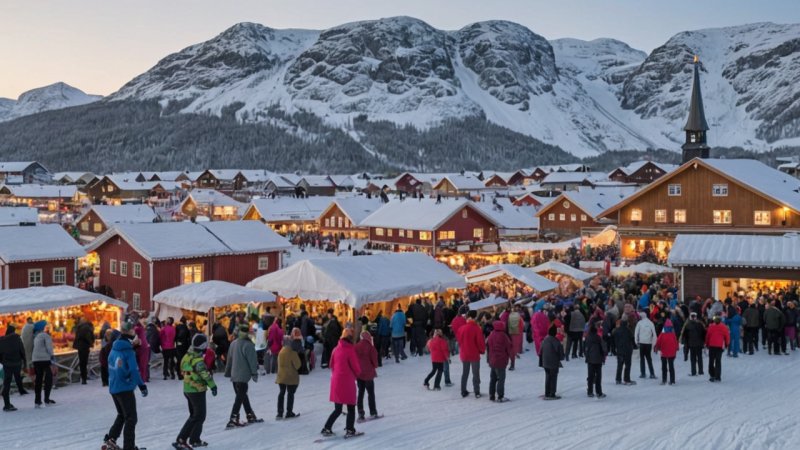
[0,224,85,263]
[79,205,157,226]
[322,197,386,226]
[207,169,241,181]
[360,199,499,231]
[0,162,40,173]
[152,171,187,181]
[237,170,273,183]
[299,175,335,188]
[104,175,159,191]
[266,174,301,189]
[540,171,607,185]
[0,184,78,198]
[328,175,355,188]
[247,197,333,222]
[474,198,539,231]
[537,187,637,219]
[200,221,292,253]
[609,161,678,177]
[0,207,38,226]
[600,158,800,218]
[435,174,487,191]
[183,189,245,209]
[668,233,800,269]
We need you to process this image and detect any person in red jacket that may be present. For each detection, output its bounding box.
[424,329,449,390]
[321,328,362,438]
[456,310,486,399]
[355,331,379,421]
[705,315,730,382]
[486,320,513,402]
[654,319,679,385]
[160,317,177,380]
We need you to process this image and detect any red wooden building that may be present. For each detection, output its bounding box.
[0,224,85,289]
[607,161,676,185]
[85,221,291,312]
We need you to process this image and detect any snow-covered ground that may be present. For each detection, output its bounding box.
[4,343,799,449]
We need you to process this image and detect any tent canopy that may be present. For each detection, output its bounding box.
[0,286,125,315]
[465,264,558,293]
[247,253,466,309]
[531,261,595,281]
[468,295,508,311]
[583,225,617,247]
[153,280,276,313]
[499,238,580,253]
[612,262,678,276]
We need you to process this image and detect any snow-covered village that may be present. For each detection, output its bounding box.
[2,2,800,449]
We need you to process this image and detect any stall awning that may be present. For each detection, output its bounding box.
[583,225,617,247]
[0,286,125,315]
[668,233,800,269]
[611,262,678,276]
[468,295,508,311]
[465,264,558,293]
[499,238,580,253]
[153,280,277,313]
[531,261,595,281]
[247,253,466,309]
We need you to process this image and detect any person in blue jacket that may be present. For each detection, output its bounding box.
[725,308,743,357]
[104,320,148,450]
[638,290,652,311]
[390,306,408,363]
[376,311,391,361]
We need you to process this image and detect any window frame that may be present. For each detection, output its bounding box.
[132,293,141,310]
[93,222,103,233]
[754,210,771,226]
[109,259,117,275]
[418,231,431,241]
[52,267,67,285]
[28,269,43,287]
[180,264,204,285]
[713,210,732,224]
[473,228,484,239]
[375,227,384,236]
[630,208,642,221]
[133,262,142,279]
[548,213,555,221]
[712,184,729,197]
[674,209,687,224]
[667,184,681,196]
[654,209,667,223]
[258,256,270,271]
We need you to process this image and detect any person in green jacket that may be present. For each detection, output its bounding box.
[174,334,217,450]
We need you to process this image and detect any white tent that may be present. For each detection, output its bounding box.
[531,261,595,281]
[153,281,277,318]
[465,264,558,293]
[468,295,508,311]
[583,225,617,247]
[611,262,678,276]
[499,238,580,253]
[247,253,466,309]
[0,286,125,315]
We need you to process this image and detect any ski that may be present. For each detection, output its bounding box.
[357,414,384,423]
[314,432,364,443]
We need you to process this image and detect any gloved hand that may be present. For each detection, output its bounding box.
[252,374,258,383]
[211,386,218,397]
[139,385,148,397]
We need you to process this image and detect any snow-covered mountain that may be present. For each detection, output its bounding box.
[0,82,101,122]
[100,19,800,155]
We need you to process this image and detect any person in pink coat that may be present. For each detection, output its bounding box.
[132,315,150,383]
[321,328,362,437]
[267,319,284,374]
[532,308,551,356]
[159,317,177,379]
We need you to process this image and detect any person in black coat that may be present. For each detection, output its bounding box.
[73,318,95,385]
[681,313,706,376]
[175,317,192,379]
[409,299,429,357]
[540,326,564,399]
[321,310,342,369]
[612,317,635,385]
[584,321,607,398]
[0,325,28,411]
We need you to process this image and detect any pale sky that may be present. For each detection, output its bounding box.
[1,0,798,99]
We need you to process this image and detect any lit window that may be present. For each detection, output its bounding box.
[258,256,269,270]
[133,262,142,279]
[462,209,468,219]
[387,229,393,237]
[713,210,732,224]
[375,228,384,236]
[324,218,330,227]
[712,184,728,197]
[655,209,667,223]
[399,229,405,237]
[581,214,587,221]
[754,211,771,226]
[570,214,577,222]
[419,231,431,240]
[473,228,484,239]
[548,213,555,221]
[110,259,117,275]
[132,293,141,310]
[668,184,681,196]
[120,261,128,277]
[93,223,102,233]
[181,264,203,284]
[407,230,414,239]
[80,221,89,232]
[559,214,566,221]
[674,209,686,223]
[337,217,343,228]
[52,268,66,285]
[28,269,42,287]
[630,208,642,221]
[438,230,455,240]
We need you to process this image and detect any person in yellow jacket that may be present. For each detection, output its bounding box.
[275,336,301,420]
[174,334,217,449]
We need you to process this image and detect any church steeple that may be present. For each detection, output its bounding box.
[681,55,710,163]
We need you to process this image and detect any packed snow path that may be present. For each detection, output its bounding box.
[4,344,798,449]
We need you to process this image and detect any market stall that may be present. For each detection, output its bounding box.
[465,264,558,294]
[611,262,678,277]
[153,280,277,334]
[468,295,508,311]
[531,260,596,296]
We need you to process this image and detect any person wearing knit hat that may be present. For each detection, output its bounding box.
[225,320,262,428]
[103,318,147,450]
[355,330,380,421]
[173,333,216,449]
[654,319,679,385]
[276,335,301,420]
[31,321,55,407]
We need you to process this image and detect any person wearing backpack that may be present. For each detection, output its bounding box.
[103,320,148,450]
[173,334,217,449]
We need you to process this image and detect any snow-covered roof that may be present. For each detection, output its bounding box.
[208,169,241,181]
[540,171,607,185]
[531,164,591,173]
[499,238,581,253]
[0,286,126,315]
[0,224,86,263]
[266,174,301,189]
[238,170,273,183]
[610,161,678,177]
[152,171,187,181]
[474,198,538,231]
[668,233,800,269]
[0,207,38,226]
[466,264,558,292]
[360,199,498,231]
[328,175,355,188]
[539,187,635,219]
[701,159,800,213]
[81,205,158,226]
[435,174,486,191]
[52,171,95,183]
[324,197,385,226]
[200,221,292,253]
[247,253,466,308]
[299,175,335,188]
[153,280,277,312]
[248,197,333,222]
[0,162,39,173]
[183,189,245,209]
[531,260,595,280]
[105,175,159,191]
[0,184,77,198]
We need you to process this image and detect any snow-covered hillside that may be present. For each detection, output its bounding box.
[0,82,101,122]
[99,18,800,155]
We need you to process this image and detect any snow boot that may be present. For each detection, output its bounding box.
[171,438,193,450]
[246,413,264,424]
[226,414,245,429]
[3,404,17,411]
[189,440,208,448]
[320,428,334,437]
[102,436,121,450]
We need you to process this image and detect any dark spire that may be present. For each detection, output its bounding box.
[684,55,709,132]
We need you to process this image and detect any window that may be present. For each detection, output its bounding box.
[473,228,484,239]
[324,218,330,227]
[419,231,431,241]
[337,217,343,228]
[133,262,141,279]
[132,293,141,311]
[630,208,642,221]
[110,259,117,275]
[52,267,66,285]
[548,213,555,221]
[559,214,566,221]
[120,290,126,302]
[581,214,587,222]
[668,184,681,196]
[258,256,269,271]
[570,214,577,222]
[375,228,384,236]
[713,210,732,224]
[120,261,128,277]
[93,223,102,233]
[80,221,89,232]
[28,269,42,287]
[399,229,405,238]
[712,184,728,197]
[387,229,393,237]
[438,230,455,240]
[655,209,667,223]
[461,209,468,219]
[406,230,414,239]
[674,209,687,223]
[754,210,771,226]
[181,264,203,284]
